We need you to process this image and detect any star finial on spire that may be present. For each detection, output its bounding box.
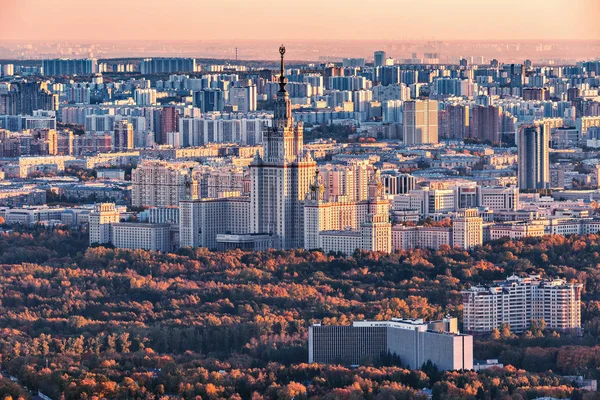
[278,45,287,92]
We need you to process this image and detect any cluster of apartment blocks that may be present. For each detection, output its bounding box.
[462,275,582,334]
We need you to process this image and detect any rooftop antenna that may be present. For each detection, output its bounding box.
[235,47,238,62]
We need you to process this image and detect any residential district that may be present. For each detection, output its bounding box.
[0,48,597,378]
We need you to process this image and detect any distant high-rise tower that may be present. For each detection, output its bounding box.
[249,46,317,249]
[518,124,549,190]
[374,51,386,68]
[403,99,439,145]
[113,120,134,151]
[159,107,179,145]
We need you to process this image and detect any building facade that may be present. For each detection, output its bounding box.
[462,275,582,333]
[309,318,473,371]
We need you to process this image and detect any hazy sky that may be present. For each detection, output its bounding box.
[1,0,599,42]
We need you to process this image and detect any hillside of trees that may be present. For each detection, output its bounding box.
[2,227,600,398]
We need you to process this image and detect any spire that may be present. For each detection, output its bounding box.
[274,45,292,123]
[278,45,287,93]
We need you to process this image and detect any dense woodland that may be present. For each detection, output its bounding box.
[2,226,600,398]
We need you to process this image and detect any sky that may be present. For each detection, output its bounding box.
[1,0,599,42]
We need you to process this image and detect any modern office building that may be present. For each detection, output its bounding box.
[403,99,438,144]
[518,123,549,190]
[309,317,473,371]
[480,186,519,211]
[462,275,582,333]
[381,173,416,195]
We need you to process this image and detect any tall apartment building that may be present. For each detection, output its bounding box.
[470,105,501,143]
[0,82,55,116]
[229,86,257,113]
[319,160,370,202]
[131,161,197,207]
[113,120,133,151]
[462,275,582,333]
[374,51,387,68]
[438,104,469,139]
[309,317,473,371]
[158,107,179,145]
[89,203,120,245]
[134,88,157,106]
[394,188,455,217]
[403,99,438,145]
[452,208,483,250]
[42,58,98,76]
[249,47,316,249]
[139,58,196,74]
[518,123,549,190]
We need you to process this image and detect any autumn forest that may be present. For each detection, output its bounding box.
[1,226,600,399]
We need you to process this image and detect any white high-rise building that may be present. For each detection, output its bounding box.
[89,203,120,245]
[403,99,439,144]
[462,275,582,333]
[452,208,483,250]
[134,88,157,106]
[229,85,257,112]
[2,64,14,77]
[249,46,317,249]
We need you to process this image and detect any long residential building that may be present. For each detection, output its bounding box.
[462,275,582,334]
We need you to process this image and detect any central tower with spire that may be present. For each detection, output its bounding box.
[263,45,304,163]
[249,46,316,249]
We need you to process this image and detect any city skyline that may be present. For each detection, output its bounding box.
[2,0,599,42]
